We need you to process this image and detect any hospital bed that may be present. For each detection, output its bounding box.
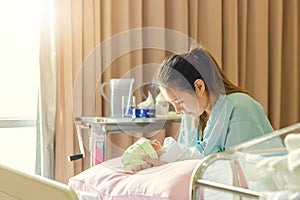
[1,123,299,200]
[0,163,79,200]
[67,122,300,200]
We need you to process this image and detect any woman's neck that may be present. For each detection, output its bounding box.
[204,95,218,117]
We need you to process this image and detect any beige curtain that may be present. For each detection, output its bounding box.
[48,0,299,183]
[36,0,56,179]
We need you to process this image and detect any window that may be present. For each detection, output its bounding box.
[0,0,41,174]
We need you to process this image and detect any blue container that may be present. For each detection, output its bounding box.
[135,109,155,118]
[122,107,135,118]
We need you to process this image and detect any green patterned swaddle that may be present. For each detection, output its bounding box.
[121,137,158,170]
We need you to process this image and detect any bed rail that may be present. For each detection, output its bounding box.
[190,152,260,199]
[190,122,300,200]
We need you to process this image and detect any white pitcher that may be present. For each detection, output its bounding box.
[99,79,134,118]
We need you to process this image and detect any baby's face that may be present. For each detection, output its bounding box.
[150,139,163,156]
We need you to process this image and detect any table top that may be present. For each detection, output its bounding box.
[75,114,181,125]
[75,115,181,133]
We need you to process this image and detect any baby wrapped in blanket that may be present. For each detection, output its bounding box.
[248,133,300,193]
[121,137,202,170]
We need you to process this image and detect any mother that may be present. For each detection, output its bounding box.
[143,47,280,167]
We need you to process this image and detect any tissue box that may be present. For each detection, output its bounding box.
[135,109,155,118]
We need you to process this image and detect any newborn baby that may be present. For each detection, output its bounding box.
[121,137,202,170]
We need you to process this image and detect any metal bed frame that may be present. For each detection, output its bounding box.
[190,122,300,200]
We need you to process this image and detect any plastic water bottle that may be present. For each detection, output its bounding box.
[155,92,169,117]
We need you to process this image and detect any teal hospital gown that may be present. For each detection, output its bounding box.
[177,93,282,156]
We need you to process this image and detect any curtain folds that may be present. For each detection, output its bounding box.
[43,0,299,183]
[36,0,56,179]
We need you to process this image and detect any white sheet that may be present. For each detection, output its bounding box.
[75,190,99,200]
[260,190,300,200]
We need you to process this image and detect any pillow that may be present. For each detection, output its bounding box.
[68,157,233,200]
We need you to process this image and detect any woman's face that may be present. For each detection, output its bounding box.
[160,85,208,118]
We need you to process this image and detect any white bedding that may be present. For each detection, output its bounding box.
[75,190,99,200]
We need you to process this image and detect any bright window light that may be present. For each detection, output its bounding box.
[0,0,40,118]
[0,0,41,174]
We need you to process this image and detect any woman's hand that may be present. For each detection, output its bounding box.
[131,155,166,173]
[142,155,166,167]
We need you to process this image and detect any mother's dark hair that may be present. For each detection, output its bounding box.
[155,48,249,98]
